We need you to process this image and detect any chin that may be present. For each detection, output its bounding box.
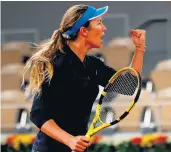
[97,44,103,48]
[91,43,103,49]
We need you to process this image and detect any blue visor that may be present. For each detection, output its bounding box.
[65,5,108,37]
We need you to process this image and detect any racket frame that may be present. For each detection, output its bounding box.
[86,67,141,138]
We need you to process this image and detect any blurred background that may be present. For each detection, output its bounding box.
[1,1,171,152]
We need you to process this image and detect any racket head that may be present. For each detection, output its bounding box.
[98,67,141,126]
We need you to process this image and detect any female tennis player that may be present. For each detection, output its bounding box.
[23,4,145,152]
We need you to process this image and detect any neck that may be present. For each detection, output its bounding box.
[68,39,91,62]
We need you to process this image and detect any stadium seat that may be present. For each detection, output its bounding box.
[1,90,32,132]
[1,49,21,66]
[155,88,171,131]
[1,74,22,91]
[2,41,33,66]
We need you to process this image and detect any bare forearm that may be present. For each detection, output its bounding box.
[41,119,73,146]
[40,119,90,151]
[130,49,145,74]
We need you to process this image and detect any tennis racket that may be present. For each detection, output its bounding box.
[87,67,141,137]
[72,67,141,152]
[84,67,141,139]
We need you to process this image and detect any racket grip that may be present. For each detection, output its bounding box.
[85,132,91,139]
[71,134,90,152]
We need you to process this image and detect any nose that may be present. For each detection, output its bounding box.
[102,24,107,32]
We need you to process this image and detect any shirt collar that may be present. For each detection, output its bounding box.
[63,45,87,66]
[63,45,89,78]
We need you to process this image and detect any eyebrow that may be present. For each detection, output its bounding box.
[97,19,102,22]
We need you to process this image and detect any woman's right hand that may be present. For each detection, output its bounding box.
[67,136,91,152]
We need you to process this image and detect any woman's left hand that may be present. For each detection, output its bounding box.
[130,29,146,52]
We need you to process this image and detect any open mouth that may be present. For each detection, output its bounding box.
[100,34,105,42]
[101,33,105,38]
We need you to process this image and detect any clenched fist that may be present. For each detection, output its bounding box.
[130,29,146,52]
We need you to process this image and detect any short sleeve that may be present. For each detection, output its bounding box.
[30,94,53,128]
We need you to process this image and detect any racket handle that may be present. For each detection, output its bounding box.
[71,134,91,152]
[85,132,91,139]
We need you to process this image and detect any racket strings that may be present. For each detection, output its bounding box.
[100,71,139,123]
[106,72,138,96]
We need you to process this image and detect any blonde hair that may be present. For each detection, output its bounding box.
[23,4,88,98]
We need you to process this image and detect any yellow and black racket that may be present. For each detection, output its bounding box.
[85,67,142,139]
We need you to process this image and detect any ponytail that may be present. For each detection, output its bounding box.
[23,4,89,99]
[23,28,66,99]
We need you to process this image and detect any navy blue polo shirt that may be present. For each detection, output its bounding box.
[30,45,116,152]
